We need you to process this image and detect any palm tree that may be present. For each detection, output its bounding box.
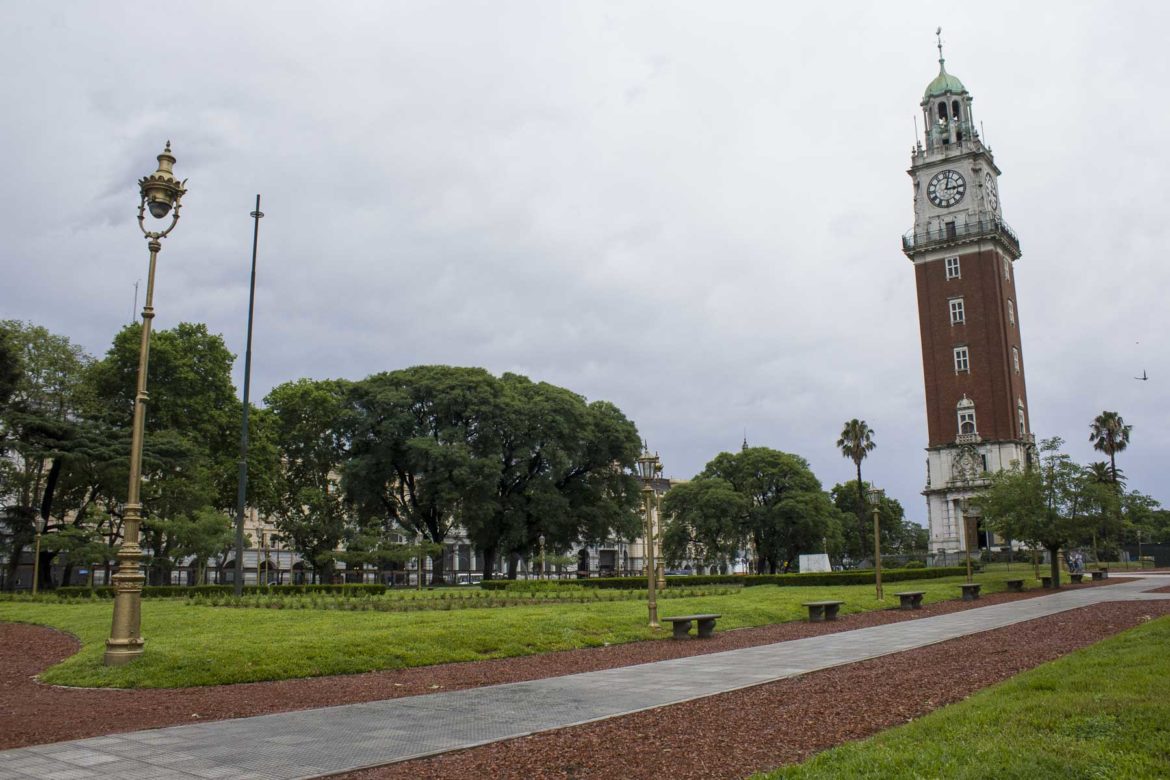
[1087,461,1125,487]
[837,419,876,556]
[1089,411,1132,485]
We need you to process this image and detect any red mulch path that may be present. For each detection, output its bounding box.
[0,578,1161,778]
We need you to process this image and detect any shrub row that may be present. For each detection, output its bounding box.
[55,583,387,599]
[480,567,967,591]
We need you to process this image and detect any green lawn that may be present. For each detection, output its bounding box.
[764,615,1170,779]
[0,570,1028,689]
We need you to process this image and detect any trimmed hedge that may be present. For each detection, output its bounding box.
[54,583,387,599]
[480,567,969,591]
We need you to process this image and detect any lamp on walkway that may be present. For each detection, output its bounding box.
[636,444,661,628]
[105,143,187,666]
[867,486,884,600]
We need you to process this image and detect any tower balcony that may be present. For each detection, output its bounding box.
[902,217,1021,259]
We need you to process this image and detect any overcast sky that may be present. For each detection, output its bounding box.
[3,1,1167,522]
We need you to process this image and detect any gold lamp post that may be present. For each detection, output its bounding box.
[636,444,660,628]
[867,486,884,600]
[104,143,187,667]
[960,498,974,584]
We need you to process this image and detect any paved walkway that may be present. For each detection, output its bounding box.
[2,575,1168,780]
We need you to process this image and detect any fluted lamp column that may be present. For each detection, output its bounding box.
[104,143,187,666]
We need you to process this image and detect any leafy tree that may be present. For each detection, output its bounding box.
[85,322,243,584]
[830,480,918,562]
[346,367,641,583]
[978,437,1113,586]
[259,379,355,583]
[1089,411,1132,485]
[346,366,502,585]
[662,478,750,571]
[681,447,845,573]
[0,320,94,590]
[837,419,876,554]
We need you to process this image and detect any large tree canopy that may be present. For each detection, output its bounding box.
[666,446,845,574]
[978,437,1116,586]
[344,366,641,582]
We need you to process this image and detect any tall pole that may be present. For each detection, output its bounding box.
[31,523,42,595]
[644,486,658,628]
[233,195,264,596]
[872,501,883,600]
[962,504,974,584]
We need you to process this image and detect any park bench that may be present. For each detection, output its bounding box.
[802,600,844,622]
[1040,575,1053,588]
[1005,579,1025,592]
[1091,569,1108,581]
[1069,573,1084,584]
[893,591,925,610]
[959,583,982,601]
[663,613,721,639]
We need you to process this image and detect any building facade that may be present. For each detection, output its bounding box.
[902,43,1035,553]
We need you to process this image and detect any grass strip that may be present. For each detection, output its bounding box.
[0,570,1039,689]
[764,614,1170,779]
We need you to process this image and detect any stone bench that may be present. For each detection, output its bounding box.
[663,613,721,639]
[1091,569,1108,581]
[1005,579,1025,592]
[802,600,844,622]
[1070,573,1084,584]
[959,583,982,601]
[893,591,925,610]
[1040,575,1053,589]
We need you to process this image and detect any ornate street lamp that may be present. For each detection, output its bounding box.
[867,486,884,600]
[105,143,187,666]
[636,444,661,628]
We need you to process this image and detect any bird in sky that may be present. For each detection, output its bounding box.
[1135,370,1148,381]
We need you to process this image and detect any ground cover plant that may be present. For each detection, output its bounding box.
[764,614,1170,779]
[0,570,1048,689]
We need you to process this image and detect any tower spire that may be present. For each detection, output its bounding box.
[936,27,946,72]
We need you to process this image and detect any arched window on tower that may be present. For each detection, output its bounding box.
[951,100,961,121]
[938,102,948,122]
[1018,399,1027,437]
[957,396,977,438]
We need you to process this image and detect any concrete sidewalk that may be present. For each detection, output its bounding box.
[2,575,1167,780]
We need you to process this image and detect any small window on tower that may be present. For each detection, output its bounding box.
[938,101,948,121]
[1012,346,1021,374]
[950,298,965,324]
[1007,299,1016,326]
[958,409,976,436]
[952,100,961,120]
[1003,258,1011,281]
[1017,402,1027,436]
[954,346,970,373]
[945,256,961,279]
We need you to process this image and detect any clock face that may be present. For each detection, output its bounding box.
[984,172,999,211]
[927,169,966,208]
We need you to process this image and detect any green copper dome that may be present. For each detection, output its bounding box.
[925,61,966,98]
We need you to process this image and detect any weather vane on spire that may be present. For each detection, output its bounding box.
[936,27,945,66]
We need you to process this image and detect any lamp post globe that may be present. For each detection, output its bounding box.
[104,143,186,666]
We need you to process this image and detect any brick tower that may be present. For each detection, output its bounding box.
[902,37,1034,553]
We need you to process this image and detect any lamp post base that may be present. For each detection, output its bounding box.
[103,638,145,666]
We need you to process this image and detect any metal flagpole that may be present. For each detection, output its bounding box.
[234,195,264,596]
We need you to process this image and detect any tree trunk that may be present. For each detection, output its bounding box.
[855,463,867,558]
[481,544,497,580]
[1047,544,1061,588]
[36,548,54,591]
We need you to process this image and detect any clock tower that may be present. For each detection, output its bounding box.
[902,37,1034,553]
